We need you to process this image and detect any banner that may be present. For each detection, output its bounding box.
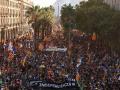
[44,48,67,52]
[29,80,75,88]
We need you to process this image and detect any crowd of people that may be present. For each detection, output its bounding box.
[0,33,75,90]
[72,32,120,90]
[0,31,119,90]
[0,35,34,89]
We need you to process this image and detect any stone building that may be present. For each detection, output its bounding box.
[0,0,33,42]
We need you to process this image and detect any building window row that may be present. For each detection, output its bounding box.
[0,0,9,6]
[0,0,24,9]
[0,17,21,26]
[0,7,9,16]
[0,0,32,27]
[9,1,21,9]
[0,7,22,17]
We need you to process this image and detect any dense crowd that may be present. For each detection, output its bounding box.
[0,34,75,90]
[0,31,119,90]
[72,33,120,90]
[0,36,34,90]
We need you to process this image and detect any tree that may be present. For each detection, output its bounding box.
[38,6,55,39]
[26,5,55,50]
[75,0,113,35]
[107,12,120,53]
[75,0,120,53]
[61,0,120,53]
[61,4,76,47]
[26,5,40,23]
[26,5,41,50]
[61,4,76,31]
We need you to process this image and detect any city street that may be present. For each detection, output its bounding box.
[0,0,120,90]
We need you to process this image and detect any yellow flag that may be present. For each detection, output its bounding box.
[21,56,27,66]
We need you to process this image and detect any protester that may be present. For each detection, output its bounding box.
[0,31,119,90]
[72,33,120,90]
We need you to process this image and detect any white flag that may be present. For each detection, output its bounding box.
[8,42,13,51]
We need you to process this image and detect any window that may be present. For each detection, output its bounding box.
[0,17,1,26]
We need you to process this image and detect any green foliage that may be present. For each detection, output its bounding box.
[75,0,114,34]
[61,0,120,52]
[26,5,55,39]
[26,5,41,23]
[61,4,76,30]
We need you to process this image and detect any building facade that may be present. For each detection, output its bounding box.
[104,0,120,10]
[0,0,33,42]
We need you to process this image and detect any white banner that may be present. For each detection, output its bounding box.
[29,81,75,88]
[44,48,67,52]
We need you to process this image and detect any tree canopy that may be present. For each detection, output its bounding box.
[61,4,76,31]
[26,5,55,50]
[61,0,120,53]
[26,5,55,39]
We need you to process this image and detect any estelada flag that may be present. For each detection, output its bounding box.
[76,72,80,81]
[92,32,96,41]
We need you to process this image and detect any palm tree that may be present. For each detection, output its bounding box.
[39,6,55,39]
[26,5,55,50]
[26,5,41,50]
[26,5,40,23]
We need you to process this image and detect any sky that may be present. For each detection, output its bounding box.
[31,0,57,7]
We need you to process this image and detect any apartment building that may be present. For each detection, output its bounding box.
[0,0,33,42]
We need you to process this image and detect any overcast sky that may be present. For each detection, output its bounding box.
[31,0,57,7]
[31,0,88,7]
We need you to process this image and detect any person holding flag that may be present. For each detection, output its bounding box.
[76,72,85,90]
